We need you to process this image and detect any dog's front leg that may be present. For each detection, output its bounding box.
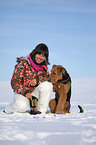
[56,84,67,114]
[53,83,59,92]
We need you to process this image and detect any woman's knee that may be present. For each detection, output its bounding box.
[39,81,53,91]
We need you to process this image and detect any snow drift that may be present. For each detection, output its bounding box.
[0,78,96,145]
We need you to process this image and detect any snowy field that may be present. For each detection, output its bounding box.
[0,78,96,145]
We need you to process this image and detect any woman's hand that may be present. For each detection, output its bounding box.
[29,79,37,86]
[26,93,32,101]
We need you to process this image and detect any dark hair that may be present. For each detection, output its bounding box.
[30,43,50,65]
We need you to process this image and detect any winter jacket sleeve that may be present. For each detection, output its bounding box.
[11,59,36,96]
[37,69,50,84]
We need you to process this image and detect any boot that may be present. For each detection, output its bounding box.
[29,96,41,115]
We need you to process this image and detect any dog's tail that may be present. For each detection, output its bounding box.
[78,105,84,113]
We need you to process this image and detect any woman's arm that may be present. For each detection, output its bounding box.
[11,60,35,96]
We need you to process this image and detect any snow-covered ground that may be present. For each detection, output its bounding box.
[0,78,96,145]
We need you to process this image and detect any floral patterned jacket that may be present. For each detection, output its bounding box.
[11,55,50,96]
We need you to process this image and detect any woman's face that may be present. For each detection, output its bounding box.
[35,53,45,64]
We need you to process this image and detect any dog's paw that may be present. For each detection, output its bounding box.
[56,109,70,114]
[56,111,62,114]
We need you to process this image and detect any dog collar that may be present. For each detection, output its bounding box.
[58,76,70,84]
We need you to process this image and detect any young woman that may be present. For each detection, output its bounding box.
[5,43,53,114]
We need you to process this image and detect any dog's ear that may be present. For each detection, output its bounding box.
[57,66,65,75]
[52,65,57,68]
[62,68,66,75]
[62,68,69,80]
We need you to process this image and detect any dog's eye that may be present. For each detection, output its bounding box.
[53,72,56,75]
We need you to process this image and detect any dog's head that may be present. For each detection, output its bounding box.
[50,65,66,83]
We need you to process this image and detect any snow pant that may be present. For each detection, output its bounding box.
[5,81,53,114]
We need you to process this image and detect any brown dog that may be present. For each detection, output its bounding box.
[49,65,71,114]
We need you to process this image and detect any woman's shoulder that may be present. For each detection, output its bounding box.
[16,55,31,64]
